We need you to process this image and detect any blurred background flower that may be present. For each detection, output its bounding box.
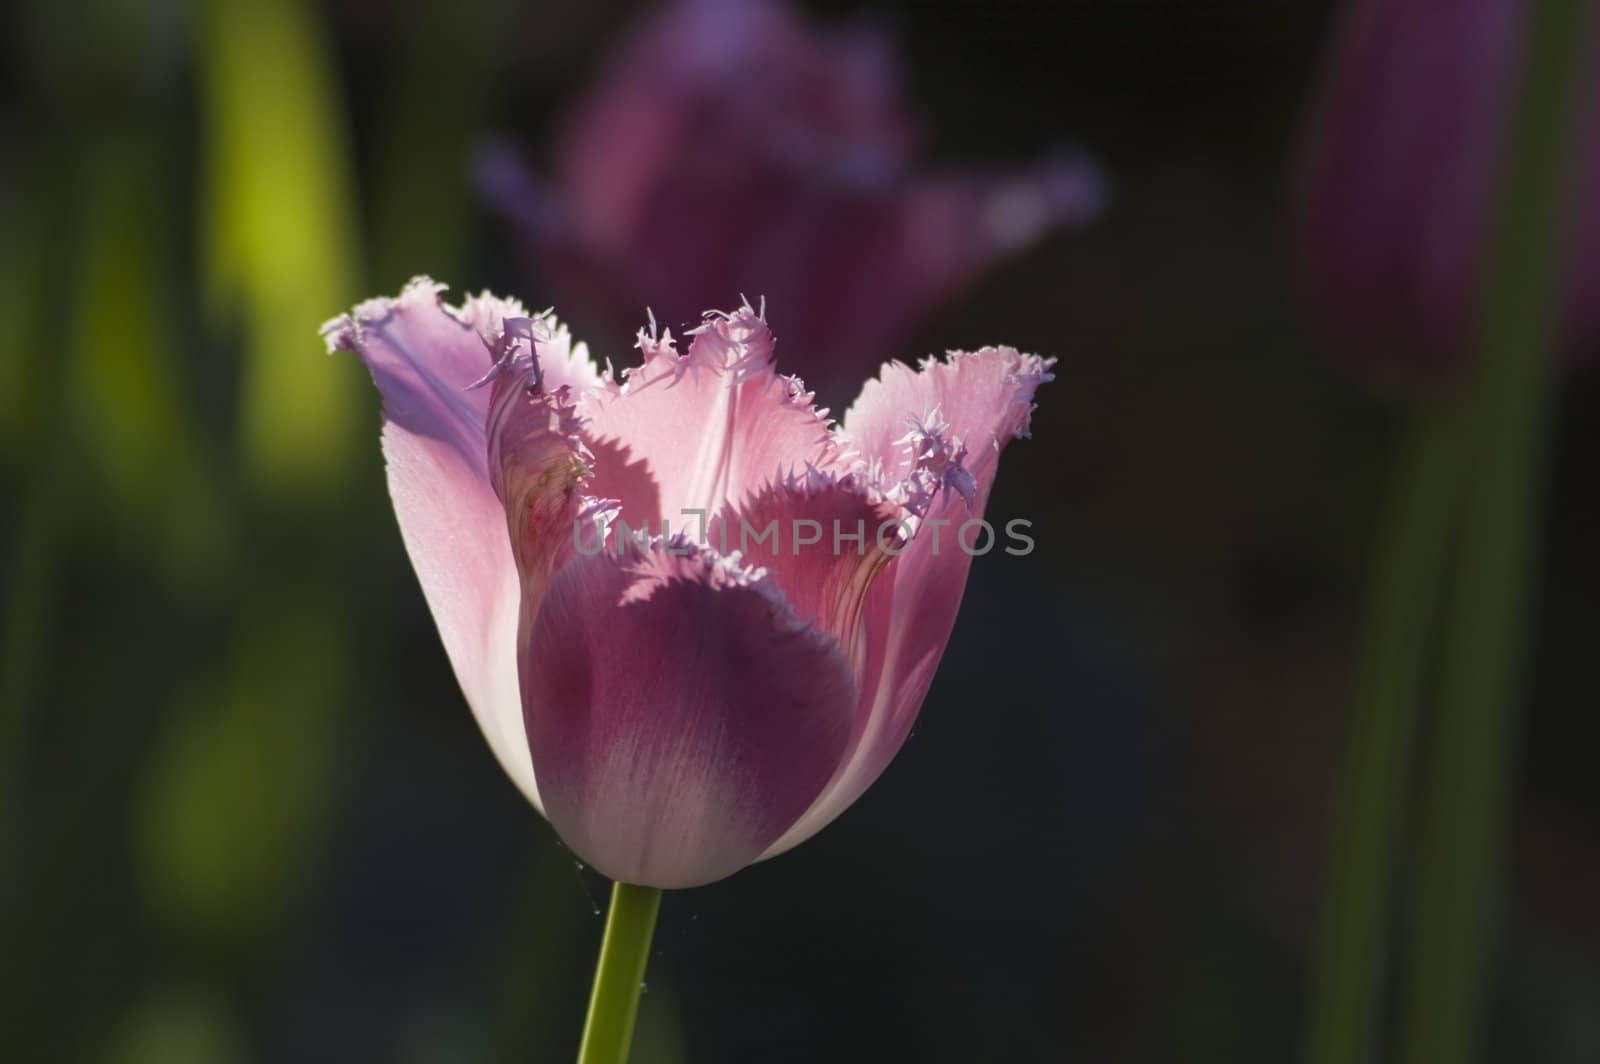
[1,1,1596,1062]
[473,0,1104,400]
[1291,0,1600,381]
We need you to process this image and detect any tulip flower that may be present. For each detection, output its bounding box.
[1291,0,1600,376]
[322,277,1051,889]
[474,0,1101,392]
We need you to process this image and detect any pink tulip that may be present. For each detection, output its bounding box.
[474,0,1101,390]
[1291,0,1600,376]
[322,278,1051,888]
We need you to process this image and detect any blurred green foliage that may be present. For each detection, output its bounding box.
[137,601,346,946]
[367,0,523,290]
[68,135,231,584]
[3,0,370,1055]
[103,988,248,1064]
[200,0,363,499]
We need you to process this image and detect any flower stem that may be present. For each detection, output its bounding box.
[577,882,662,1064]
[1302,402,1463,1064]
[1398,1,1592,1063]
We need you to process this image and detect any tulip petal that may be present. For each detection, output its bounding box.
[841,346,1053,489]
[713,471,904,673]
[765,347,1053,854]
[488,353,620,617]
[322,279,602,809]
[522,543,856,888]
[577,304,842,529]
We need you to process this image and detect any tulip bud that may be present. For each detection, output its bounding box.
[1291,0,1600,379]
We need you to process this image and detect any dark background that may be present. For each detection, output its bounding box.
[3,1,1597,1061]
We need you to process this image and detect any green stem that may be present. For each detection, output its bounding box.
[1302,403,1463,1064]
[1398,2,1593,1063]
[577,883,662,1064]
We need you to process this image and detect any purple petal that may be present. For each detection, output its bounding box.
[765,347,1054,854]
[714,471,905,672]
[486,344,613,629]
[322,279,601,809]
[576,304,841,527]
[521,543,856,888]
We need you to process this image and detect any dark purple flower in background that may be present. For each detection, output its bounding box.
[1291,0,1600,379]
[476,0,1103,392]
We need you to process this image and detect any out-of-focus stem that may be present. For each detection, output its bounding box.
[1398,2,1593,1063]
[1303,402,1463,1064]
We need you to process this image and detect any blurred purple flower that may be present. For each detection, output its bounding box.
[1291,0,1600,378]
[476,0,1103,389]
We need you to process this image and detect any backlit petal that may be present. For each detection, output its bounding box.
[577,304,841,530]
[522,543,856,887]
[322,279,601,808]
[713,470,904,673]
[765,346,1053,853]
